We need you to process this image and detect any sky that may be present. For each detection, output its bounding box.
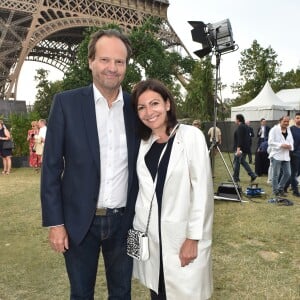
[17,0,300,104]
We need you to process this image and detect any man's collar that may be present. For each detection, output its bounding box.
[92,84,123,104]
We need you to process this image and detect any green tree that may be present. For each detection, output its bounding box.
[62,18,194,94]
[182,57,214,121]
[33,69,63,119]
[8,111,40,156]
[32,18,196,118]
[231,40,280,106]
[273,67,300,91]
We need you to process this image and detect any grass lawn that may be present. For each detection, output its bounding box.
[0,154,299,299]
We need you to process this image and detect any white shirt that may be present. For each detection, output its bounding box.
[93,84,128,209]
[39,126,47,140]
[267,124,294,161]
[207,126,221,142]
[260,126,265,138]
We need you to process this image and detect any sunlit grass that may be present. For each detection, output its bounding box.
[0,161,299,299]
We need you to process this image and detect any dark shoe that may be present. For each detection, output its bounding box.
[292,191,300,197]
[251,175,257,183]
[278,191,287,197]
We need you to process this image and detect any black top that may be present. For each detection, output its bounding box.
[234,123,251,154]
[145,135,175,215]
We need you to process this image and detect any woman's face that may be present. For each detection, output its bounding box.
[137,90,170,133]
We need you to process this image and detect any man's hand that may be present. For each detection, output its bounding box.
[49,226,69,253]
[281,143,292,150]
[179,239,198,267]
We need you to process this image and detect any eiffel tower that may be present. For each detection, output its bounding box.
[0,0,189,101]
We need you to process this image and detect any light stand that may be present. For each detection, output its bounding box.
[189,18,243,202]
[208,52,242,202]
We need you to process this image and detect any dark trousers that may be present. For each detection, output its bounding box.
[285,153,300,193]
[248,142,253,163]
[291,154,300,193]
[233,152,256,182]
[150,268,166,300]
[64,213,132,300]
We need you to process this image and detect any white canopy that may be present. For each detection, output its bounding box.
[231,81,295,121]
[276,88,300,110]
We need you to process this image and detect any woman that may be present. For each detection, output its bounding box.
[0,120,13,174]
[131,79,214,300]
[27,121,40,170]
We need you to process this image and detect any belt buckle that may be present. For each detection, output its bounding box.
[95,208,107,216]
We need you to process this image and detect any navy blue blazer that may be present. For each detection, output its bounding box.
[41,85,139,245]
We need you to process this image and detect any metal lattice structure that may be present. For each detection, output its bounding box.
[0,0,187,100]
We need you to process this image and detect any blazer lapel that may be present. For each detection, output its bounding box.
[81,85,100,174]
[165,130,184,183]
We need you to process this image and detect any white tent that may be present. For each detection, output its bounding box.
[276,88,300,110]
[231,81,295,121]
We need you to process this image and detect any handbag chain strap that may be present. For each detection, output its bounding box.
[144,123,179,235]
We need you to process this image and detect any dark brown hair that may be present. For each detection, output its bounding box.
[131,79,178,140]
[88,29,132,63]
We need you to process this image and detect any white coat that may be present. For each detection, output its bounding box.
[133,124,214,300]
[268,124,294,161]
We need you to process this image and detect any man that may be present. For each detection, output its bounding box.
[257,118,270,148]
[207,124,222,160]
[36,119,47,162]
[192,119,201,129]
[41,29,139,299]
[232,114,257,183]
[207,125,222,146]
[268,116,294,197]
[289,113,300,197]
[37,119,47,143]
[245,120,254,164]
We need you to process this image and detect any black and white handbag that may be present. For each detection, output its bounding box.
[127,229,149,261]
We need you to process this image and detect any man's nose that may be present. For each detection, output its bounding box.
[107,60,118,71]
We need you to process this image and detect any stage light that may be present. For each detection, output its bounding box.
[189,19,236,58]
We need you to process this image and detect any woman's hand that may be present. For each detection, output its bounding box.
[179,238,198,267]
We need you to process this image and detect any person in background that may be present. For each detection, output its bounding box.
[255,139,270,177]
[40,29,138,300]
[0,120,12,175]
[288,112,300,197]
[245,120,254,164]
[232,114,257,183]
[192,119,201,129]
[37,119,47,143]
[27,121,40,170]
[131,79,214,300]
[257,118,270,149]
[207,124,222,148]
[33,119,47,167]
[268,116,293,197]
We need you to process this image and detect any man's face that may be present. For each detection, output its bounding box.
[261,119,266,126]
[280,117,290,129]
[294,115,300,126]
[88,36,127,94]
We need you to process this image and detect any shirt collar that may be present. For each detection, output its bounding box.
[92,84,124,105]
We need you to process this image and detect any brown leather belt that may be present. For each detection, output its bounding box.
[95,207,125,216]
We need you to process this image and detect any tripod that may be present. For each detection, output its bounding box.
[208,52,243,202]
